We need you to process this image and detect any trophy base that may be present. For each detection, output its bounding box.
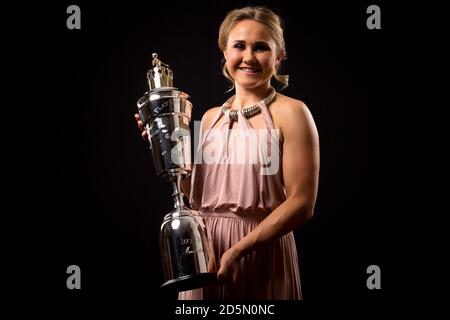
[160,272,217,292]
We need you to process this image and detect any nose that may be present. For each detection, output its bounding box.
[243,48,257,64]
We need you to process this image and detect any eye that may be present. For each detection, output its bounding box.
[233,43,245,50]
[254,44,270,51]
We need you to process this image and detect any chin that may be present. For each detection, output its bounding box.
[236,81,265,89]
[233,77,260,87]
[234,75,272,88]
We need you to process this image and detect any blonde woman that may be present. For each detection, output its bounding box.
[136,6,319,300]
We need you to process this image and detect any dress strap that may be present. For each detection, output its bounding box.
[201,103,228,144]
[258,95,283,157]
[258,96,277,131]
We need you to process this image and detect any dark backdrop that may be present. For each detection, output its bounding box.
[12,0,410,313]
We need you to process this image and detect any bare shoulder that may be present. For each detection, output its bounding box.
[202,106,221,120]
[271,94,316,140]
[272,94,310,121]
[201,106,221,130]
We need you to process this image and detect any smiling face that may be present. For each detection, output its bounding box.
[223,19,281,90]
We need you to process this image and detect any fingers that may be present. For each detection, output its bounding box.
[135,114,148,140]
[216,266,233,285]
[217,269,226,284]
[208,255,217,273]
[217,271,234,285]
[134,114,145,131]
[216,264,224,279]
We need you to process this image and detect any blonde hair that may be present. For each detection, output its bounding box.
[218,6,289,91]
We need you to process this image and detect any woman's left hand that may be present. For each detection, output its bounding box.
[217,248,241,284]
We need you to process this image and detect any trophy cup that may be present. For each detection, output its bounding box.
[137,53,216,292]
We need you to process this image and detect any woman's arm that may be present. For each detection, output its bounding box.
[179,176,191,199]
[217,99,320,282]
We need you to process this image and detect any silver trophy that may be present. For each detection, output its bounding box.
[137,53,216,292]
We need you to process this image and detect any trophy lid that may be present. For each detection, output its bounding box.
[147,53,174,90]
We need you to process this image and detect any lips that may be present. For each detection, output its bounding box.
[238,67,261,74]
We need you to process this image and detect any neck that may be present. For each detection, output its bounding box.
[232,84,273,110]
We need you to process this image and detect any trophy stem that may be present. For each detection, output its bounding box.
[169,174,185,211]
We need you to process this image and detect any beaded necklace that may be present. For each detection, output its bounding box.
[221,87,276,121]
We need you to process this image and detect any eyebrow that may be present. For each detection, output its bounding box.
[232,40,270,45]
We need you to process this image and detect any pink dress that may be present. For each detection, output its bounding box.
[179,97,302,300]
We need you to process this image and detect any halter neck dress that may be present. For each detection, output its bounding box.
[178,96,302,300]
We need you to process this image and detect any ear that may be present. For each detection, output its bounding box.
[276,50,286,65]
[223,50,228,61]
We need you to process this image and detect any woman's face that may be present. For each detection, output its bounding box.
[224,19,281,90]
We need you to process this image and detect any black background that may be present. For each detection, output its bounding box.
[11,0,412,315]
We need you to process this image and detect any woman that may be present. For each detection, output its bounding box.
[135,6,319,300]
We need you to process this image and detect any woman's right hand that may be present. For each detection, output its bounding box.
[134,113,148,140]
